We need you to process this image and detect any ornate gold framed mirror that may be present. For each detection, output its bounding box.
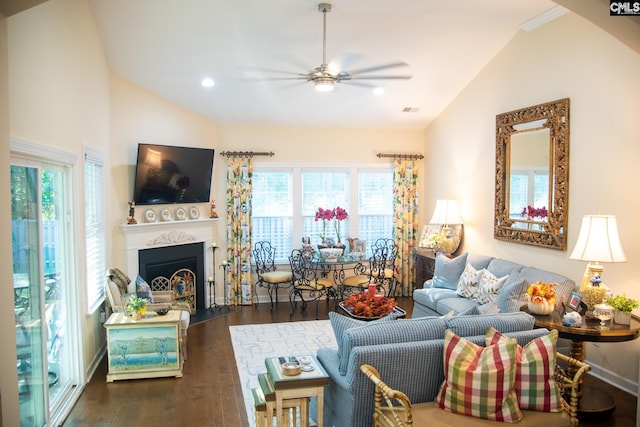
[494,98,569,250]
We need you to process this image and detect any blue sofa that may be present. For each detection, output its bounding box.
[316,311,567,427]
[412,252,576,318]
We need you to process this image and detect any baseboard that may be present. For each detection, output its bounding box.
[586,359,638,397]
[85,341,107,382]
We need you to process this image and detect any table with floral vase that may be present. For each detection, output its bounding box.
[522,303,640,415]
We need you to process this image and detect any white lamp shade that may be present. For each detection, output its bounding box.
[429,200,463,225]
[569,215,626,263]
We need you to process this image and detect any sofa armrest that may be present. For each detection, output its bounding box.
[554,352,591,427]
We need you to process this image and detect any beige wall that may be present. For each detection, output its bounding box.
[4,0,111,421]
[1,11,19,427]
[109,73,221,267]
[424,12,640,390]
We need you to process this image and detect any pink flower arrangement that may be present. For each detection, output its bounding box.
[521,205,548,219]
[314,206,348,244]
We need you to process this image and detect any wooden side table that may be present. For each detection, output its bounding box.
[523,306,640,415]
[104,310,183,382]
[413,248,436,288]
[264,355,329,427]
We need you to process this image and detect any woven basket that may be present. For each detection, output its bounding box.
[614,310,631,325]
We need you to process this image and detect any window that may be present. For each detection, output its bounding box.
[252,164,393,262]
[509,169,549,218]
[84,147,106,313]
[252,170,293,261]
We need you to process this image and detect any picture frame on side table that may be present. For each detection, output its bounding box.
[568,292,583,311]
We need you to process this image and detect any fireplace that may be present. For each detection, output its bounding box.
[139,242,205,310]
[120,218,217,310]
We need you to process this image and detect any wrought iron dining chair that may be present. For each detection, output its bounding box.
[253,241,293,310]
[288,249,336,319]
[366,238,398,297]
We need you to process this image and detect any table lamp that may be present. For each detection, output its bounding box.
[429,199,463,254]
[569,215,626,306]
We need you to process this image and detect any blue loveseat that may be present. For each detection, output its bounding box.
[412,252,576,318]
[316,311,578,427]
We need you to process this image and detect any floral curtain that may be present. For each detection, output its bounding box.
[225,157,253,305]
[393,159,419,296]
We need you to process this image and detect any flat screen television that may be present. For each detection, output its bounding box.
[133,143,214,205]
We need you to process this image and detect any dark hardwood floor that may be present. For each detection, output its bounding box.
[63,296,636,426]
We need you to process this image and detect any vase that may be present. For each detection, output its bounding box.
[614,310,631,325]
[527,299,555,315]
[133,312,142,321]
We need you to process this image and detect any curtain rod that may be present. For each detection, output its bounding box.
[376,153,424,160]
[220,151,275,158]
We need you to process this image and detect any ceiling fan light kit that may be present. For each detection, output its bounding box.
[260,3,412,92]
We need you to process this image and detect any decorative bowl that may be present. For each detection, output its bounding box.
[319,248,343,260]
[156,308,169,316]
[281,362,301,376]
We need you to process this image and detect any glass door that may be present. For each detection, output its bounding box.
[11,159,76,426]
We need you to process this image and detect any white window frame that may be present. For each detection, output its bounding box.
[83,146,106,314]
[253,162,394,263]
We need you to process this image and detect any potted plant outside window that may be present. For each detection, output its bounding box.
[606,294,639,325]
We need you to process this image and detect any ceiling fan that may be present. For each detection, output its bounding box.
[262,3,412,92]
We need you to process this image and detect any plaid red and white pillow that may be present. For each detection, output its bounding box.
[435,329,523,423]
[486,327,562,412]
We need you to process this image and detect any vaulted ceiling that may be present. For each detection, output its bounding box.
[88,0,573,130]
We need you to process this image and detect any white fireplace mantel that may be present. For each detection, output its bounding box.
[120,218,218,305]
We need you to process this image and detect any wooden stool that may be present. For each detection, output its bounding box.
[252,387,308,427]
[254,373,310,427]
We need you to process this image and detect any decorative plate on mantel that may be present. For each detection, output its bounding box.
[144,209,157,223]
[188,206,200,220]
[175,207,187,221]
[160,208,172,222]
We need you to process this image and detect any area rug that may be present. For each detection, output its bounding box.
[230,320,337,426]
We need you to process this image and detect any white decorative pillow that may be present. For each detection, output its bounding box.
[477,269,508,304]
[456,263,482,300]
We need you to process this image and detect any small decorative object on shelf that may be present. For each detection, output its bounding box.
[562,311,582,327]
[127,296,148,321]
[342,289,397,319]
[209,200,218,218]
[526,281,557,315]
[127,201,137,224]
[606,294,639,325]
[593,303,613,330]
[583,273,608,315]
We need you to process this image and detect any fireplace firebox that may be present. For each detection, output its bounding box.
[139,242,205,311]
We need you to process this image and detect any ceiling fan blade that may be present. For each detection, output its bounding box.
[348,75,412,80]
[347,61,409,76]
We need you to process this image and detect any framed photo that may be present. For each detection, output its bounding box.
[568,292,583,311]
[354,239,366,253]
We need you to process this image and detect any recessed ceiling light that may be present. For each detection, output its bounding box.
[201,78,215,88]
[373,87,385,96]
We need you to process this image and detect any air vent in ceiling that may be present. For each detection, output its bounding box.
[402,107,420,113]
